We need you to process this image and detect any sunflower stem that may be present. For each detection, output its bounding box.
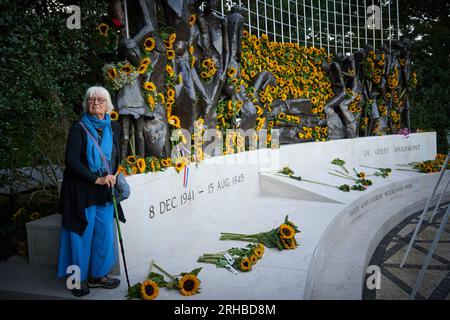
[220,236,259,242]
[340,165,349,174]
[220,232,261,238]
[153,263,176,281]
[334,169,356,179]
[272,172,338,188]
[328,172,357,181]
[395,168,421,172]
[301,178,339,188]
[360,164,380,170]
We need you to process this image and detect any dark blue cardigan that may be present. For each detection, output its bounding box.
[59,121,126,236]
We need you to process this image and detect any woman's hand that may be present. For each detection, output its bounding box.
[95,174,116,188]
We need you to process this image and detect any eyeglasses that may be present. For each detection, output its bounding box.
[88,97,106,104]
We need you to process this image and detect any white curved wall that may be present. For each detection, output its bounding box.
[116,132,446,299]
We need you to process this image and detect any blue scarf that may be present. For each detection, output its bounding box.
[81,112,113,175]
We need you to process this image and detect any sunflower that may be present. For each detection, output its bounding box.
[140,279,159,300]
[178,274,200,296]
[161,158,172,167]
[135,158,146,173]
[116,165,126,176]
[207,68,217,77]
[279,223,295,239]
[166,65,174,77]
[195,149,204,161]
[189,14,196,26]
[143,37,156,52]
[249,254,258,265]
[163,40,172,50]
[140,57,151,66]
[227,67,237,77]
[239,257,252,272]
[138,64,148,74]
[168,115,181,128]
[121,64,132,75]
[254,247,264,259]
[144,81,156,91]
[147,95,156,110]
[194,118,204,129]
[168,33,177,44]
[30,212,41,221]
[357,172,366,179]
[167,49,176,60]
[110,111,119,121]
[107,68,118,80]
[175,158,186,172]
[277,112,286,120]
[127,155,137,165]
[257,243,265,254]
[132,166,138,175]
[282,237,298,250]
[201,59,212,69]
[167,88,175,99]
[158,93,165,104]
[97,23,109,36]
[167,97,175,105]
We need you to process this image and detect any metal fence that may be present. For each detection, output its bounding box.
[218,0,401,55]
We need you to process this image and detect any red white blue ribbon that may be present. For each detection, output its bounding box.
[183,166,189,188]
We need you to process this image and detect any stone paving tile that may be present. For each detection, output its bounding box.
[415,243,450,263]
[397,224,418,238]
[384,266,447,299]
[415,226,450,241]
[375,274,410,300]
[384,246,446,266]
[363,201,450,300]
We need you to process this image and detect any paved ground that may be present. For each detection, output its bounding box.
[363,201,450,300]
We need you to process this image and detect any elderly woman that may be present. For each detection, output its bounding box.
[57,86,125,297]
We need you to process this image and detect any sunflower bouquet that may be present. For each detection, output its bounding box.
[118,155,166,175]
[127,262,202,300]
[397,154,448,174]
[328,168,373,191]
[219,215,300,250]
[199,57,217,82]
[103,61,139,91]
[197,243,264,273]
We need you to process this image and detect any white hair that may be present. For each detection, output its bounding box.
[82,86,114,113]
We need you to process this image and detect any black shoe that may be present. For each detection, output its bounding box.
[71,282,90,297]
[87,275,120,289]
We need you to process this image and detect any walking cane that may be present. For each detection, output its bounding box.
[111,186,131,291]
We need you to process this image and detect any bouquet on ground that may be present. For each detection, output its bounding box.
[197,243,264,273]
[220,215,300,250]
[329,160,373,191]
[397,154,448,173]
[127,261,202,300]
[275,166,353,192]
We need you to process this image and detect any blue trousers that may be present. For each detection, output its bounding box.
[57,203,116,281]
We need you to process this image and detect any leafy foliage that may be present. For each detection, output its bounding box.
[399,0,450,153]
[0,0,109,259]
